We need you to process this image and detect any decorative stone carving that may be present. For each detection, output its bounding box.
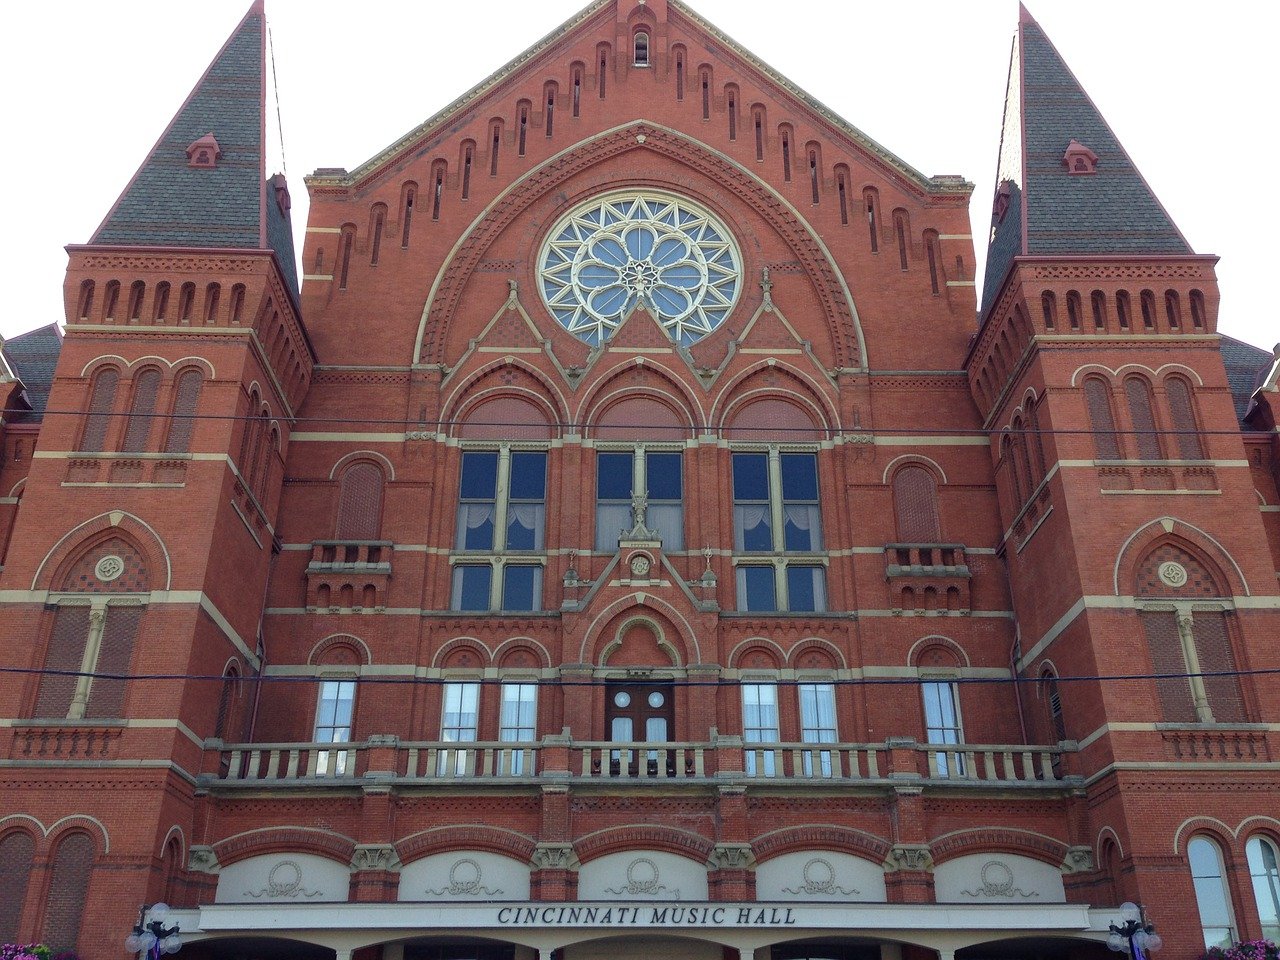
[426,857,503,896]
[1063,846,1094,873]
[532,843,579,871]
[245,860,323,899]
[188,846,219,873]
[959,860,1038,899]
[1158,561,1188,588]
[781,857,860,896]
[351,844,399,872]
[888,845,933,872]
[709,843,754,870]
[604,857,679,897]
[94,555,125,581]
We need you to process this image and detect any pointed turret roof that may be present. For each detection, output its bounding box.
[981,5,1192,317]
[90,1,299,299]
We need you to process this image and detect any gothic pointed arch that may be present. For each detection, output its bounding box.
[414,123,865,370]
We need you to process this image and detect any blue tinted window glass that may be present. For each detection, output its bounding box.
[781,454,818,501]
[509,452,547,500]
[459,451,498,499]
[597,452,633,499]
[502,565,539,611]
[647,453,682,500]
[453,565,492,611]
[732,453,769,501]
[743,566,777,612]
[787,565,824,612]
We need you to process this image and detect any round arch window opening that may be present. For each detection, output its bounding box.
[539,192,742,346]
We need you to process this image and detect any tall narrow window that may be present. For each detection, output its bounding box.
[1189,837,1235,949]
[500,682,538,774]
[120,368,161,452]
[77,280,95,321]
[573,65,583,115]
[701,69,710,120]
[545,84,556,138]
[41,832,94,952]
[1082,378,1121,460]
[894,211,908,269]
[1247,836,1280,943]
[727,89,737,140]
[599,46,609,98]
[925,230,940,293]
[674,51,684,100]
[127,280,145,321]
[204,283,220,325]
[1165,290,1181,328]
[1066,290,1082,330]
[1190,289,1206,329]
[338,227,354,290]
[517,102,529,156]
[228,283,245,324]
[1091,290,1107,329]
[452,448,547,612]
[732,451,825,612]
[401,184,416,247]
[370,205,385,264]
[1042,670,1066,741]
[864,188,879,251]
[0,831,34,941]
[102,280,120,320]
[893,465,941,542]
[335,461,384,540]
[1124,377,1163,460]
[837,171,849,225]
[79,367,119,452]
[490,121,502,176]
[922,680,964,776]
[313,679,355,775]
[178,282,195,321]
[595,449,683,551]
[754,109,764,160]
[1116,290,1131,330]
[799,682,837,776]
[1165,377,1205,459]
[781,131,792,181]
[1041,291,1057,330]
[633,31,649,66]
[432,163,445,220]
[150,282,167,321]
[461,145,473,200]
[809,150,820,204]
[742,682,779,776]
[440,681,480,774]
[1140,289,1157,330]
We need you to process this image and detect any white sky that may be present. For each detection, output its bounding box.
[1,1,1274,352]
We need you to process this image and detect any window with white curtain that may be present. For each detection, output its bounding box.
[742,682,779,776]
[439,681,481,775]
[499,682,538,775]
[1189,836,1236,949]
[452,447,546,611]
[595,448,683,551]
[799,682,837,776]
[732,451,826,612]
[921,680,965,776]
[313,679,355,775]
[1247,835,1280,943]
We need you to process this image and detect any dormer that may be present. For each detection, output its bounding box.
[1062,139,1098,175]
[186,133,222,169]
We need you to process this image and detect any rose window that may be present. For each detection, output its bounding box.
[539,192,742,346]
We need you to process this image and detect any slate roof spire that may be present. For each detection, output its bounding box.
[90,0,298,298]
[981,5,1192,317]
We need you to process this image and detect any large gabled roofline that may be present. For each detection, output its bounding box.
[306,0,972,199]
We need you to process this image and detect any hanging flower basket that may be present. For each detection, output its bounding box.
[1199,941,1280,960]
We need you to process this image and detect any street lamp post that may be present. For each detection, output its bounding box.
[124,902,182,958]
[1107,901,1163,959]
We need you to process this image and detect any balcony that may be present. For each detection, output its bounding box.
[884,543,971,613]
[305,540,393,611]
[207,736,1074,789]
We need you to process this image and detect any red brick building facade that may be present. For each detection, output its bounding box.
[1,2,1278,959]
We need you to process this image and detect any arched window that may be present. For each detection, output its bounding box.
[0,830,35,940]
[808,146,820,205]
[1247,835,1280,942]
[431,160,446,219]
[1124,377,1163,460]
[863,187,879,252]
[893,465,940,543]
[753,105,765,161]
[1083,377,1121,460]
[120,367,162,452]
[543,83,557,138]
[214,662,241,742]
[489,119,503,176]
[76,279,95,320]
[1091,290,1107,329]
[127,280,145,322]
[153,281,171,322]
[229,283,245,324]
[516,100,530,156]
[79,367,120,452]
[1115,290,1131,330]
[461,142,474,199]
[1165,376,1204,460]
[573,61,585,113]
[1001,434,1024,508]
[1041,669,1066,742]
[893,209,909,269]
[337,225,355,290]
[1188,836,1235,950]
[203,282,220,324]
[164,368,203,454]
[1190,289,1207,329]
[401,182,417,247]
[1165,289,1181,328]
[178,282,196,322]
[335,461,385,540]
[41,832,95,951]
[1140,289,1157,330]
[633,31,649,66]
[102,279,120,320]
[369,203,386,265]
[924,230,942,293]
[780,126,793,182]
[1041,291,1057,329]
[1066,290,1082,330]
[726,85,738,140]
[671,48,683,101]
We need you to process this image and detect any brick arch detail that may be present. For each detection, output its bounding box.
[578,360,703,433]
[416,122,864,369]
[493,637,553,670]
[752,825,891,864]
[442,357,569,433]
[1113,519,1249,597]
[578,593,701,665]
[1172,816,1236,855]
[714,361,839,437]
[211,827,357,867]
[575,824,715,864]
[33,512,171,592]
[787,637,847,671]
[432,636,493,669]
[44,815,110,855]
[907,635,970,669]
[728,637,787,670]
[928,828,1070,867]
[396,825,538,865]
[309,633,373,667]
